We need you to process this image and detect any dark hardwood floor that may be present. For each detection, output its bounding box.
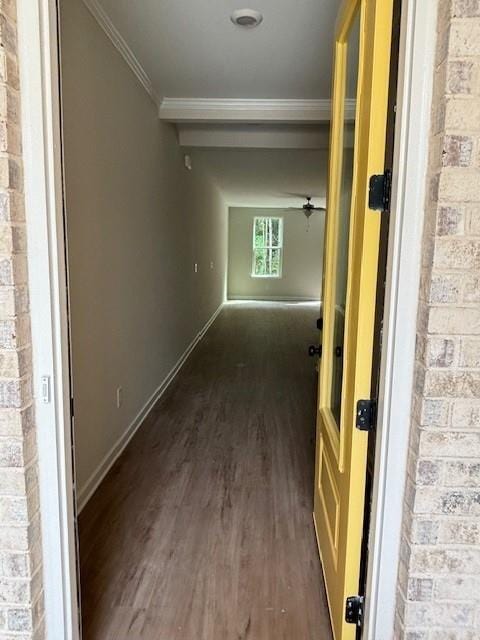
[79,301,333,640]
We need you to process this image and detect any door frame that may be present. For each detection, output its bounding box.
[17,0,436,638]
[17,1,80,638]
[363,0,436,636]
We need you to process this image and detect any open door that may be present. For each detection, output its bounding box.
[313,1,394,639]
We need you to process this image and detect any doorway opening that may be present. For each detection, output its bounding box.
[21,0,408,637]
[59,0,338,634]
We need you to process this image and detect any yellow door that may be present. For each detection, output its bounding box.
[313,1,394,639]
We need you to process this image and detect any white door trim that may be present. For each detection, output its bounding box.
[363,0,437,637]
[17,0,80,638]
[16,0,435,638]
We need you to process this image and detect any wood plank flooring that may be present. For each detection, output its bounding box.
[79,301,333,640]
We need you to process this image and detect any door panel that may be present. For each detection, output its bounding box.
[313,1,394,639]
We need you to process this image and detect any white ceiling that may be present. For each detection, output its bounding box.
[191,148,328,208]
[87,1,334,207]
[95,0,338,100]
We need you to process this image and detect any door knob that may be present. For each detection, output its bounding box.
[308,345,322,357]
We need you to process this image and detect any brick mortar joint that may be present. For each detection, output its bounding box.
[0,403,35,415]
[0,373,32,382]
[0,575,40,586]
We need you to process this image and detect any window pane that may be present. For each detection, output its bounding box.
[254,218,265,248]
[253,248,267,275]
[253,217,282,248]
[253,247,282,277]
[271,218,280,247]
[330,9,360,427]
[252,218,283,277]
[270,248,281,276]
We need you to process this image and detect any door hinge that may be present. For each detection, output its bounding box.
[356,399,376,431]
[345,595,365,626]
[70,397,75,419]
[368,169,392,212]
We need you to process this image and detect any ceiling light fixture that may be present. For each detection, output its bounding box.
[230,9,263,28]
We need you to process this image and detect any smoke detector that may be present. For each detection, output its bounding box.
[231,9,263,28]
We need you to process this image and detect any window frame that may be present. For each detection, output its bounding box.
[251,216,284,279]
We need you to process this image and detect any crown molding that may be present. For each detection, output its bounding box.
[82,0,158,105]
[159,98,356,123]
[78,3,356,123]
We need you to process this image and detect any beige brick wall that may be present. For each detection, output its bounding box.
[395,1,480,638]
[0,1,44,638]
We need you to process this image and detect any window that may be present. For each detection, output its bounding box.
[251,216,283,278]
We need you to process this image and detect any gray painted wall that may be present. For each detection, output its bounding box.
[61,0,227,498]
[228,207,324,300]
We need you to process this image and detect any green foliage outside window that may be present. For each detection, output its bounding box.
[252,217,283,277]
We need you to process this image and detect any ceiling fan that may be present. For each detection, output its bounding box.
[287,196,326,219]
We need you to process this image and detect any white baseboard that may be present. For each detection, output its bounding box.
[76,302,224,512]
[228,295,320,302]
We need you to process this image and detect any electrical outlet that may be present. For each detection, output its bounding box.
[210,261,214,270]
[116,386,123,409]
[194,262,198,273]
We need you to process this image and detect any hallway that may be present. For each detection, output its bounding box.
[79,302,332,640]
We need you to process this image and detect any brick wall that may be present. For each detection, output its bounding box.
[395,1,480,638]
[0,1,44,638]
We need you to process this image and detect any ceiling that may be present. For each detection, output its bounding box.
[88,0,335,207]
[191,148,328,208]
[94,0,338,100]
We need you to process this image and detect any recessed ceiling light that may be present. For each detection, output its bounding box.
[231,9,263,28]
